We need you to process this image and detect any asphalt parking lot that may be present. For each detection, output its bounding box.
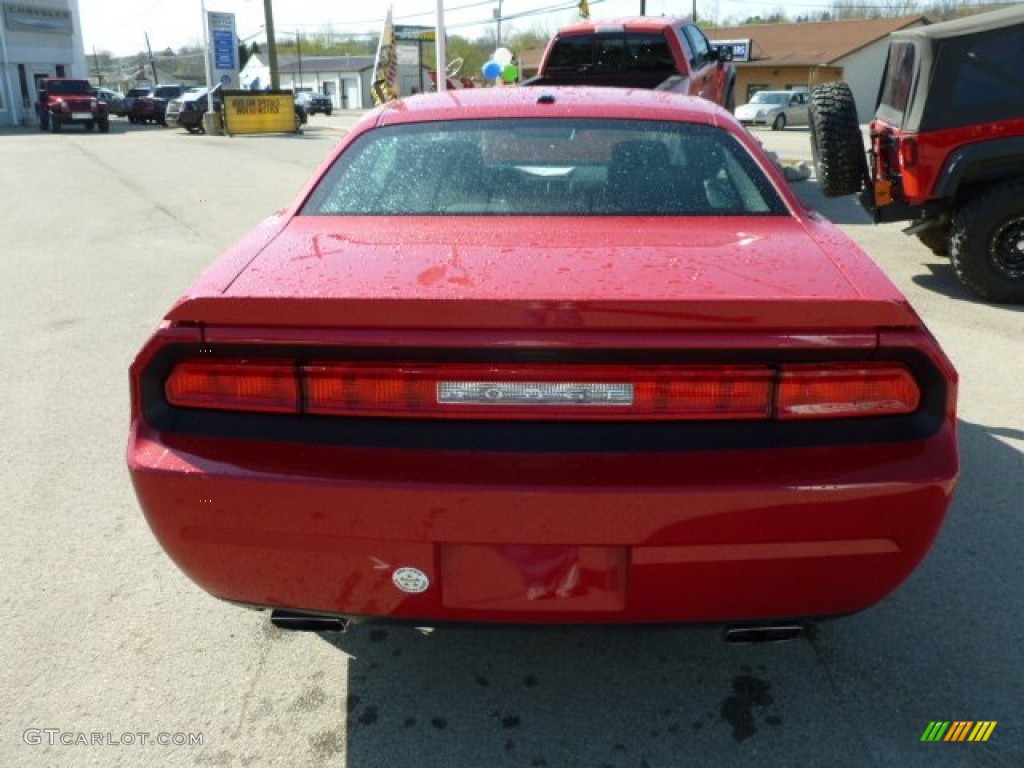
[1,115,1021,768]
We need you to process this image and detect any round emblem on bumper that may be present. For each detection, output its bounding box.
[392,567,430,594]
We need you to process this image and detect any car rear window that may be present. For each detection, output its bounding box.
[301,119,786,217]
[546,33,675,72]
[877,42,916,122]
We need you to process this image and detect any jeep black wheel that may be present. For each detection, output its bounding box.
[772,113,786,131]
[914,219,950,257]
[51,116,61,133]
[950,182,1024,303]
[186,124,202,135]
[98,119,110,133]
[808,82,868,197]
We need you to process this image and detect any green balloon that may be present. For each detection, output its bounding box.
[501,64,519,83]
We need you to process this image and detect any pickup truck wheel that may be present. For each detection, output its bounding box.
[772,113,786,131]
[325,107,333,116]
[98,119,110,133]
[808,82,868,197]
[950,181,1024,303]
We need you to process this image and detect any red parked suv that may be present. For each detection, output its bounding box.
[36,78,109,133]
[810,6,1024,303]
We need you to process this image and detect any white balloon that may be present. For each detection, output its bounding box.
[493,47,513,67]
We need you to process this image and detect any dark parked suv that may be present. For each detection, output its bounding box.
[130,84,187,126]
[297,91,333,115]
[809,5,1024,303]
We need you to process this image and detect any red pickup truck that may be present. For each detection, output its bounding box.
[523,16,736,110]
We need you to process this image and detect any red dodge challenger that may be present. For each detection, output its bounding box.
[128,87,958,634]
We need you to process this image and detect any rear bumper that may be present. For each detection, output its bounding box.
[128,420,957,625]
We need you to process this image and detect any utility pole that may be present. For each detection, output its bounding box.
[296,30,303,90]
[436,0,447,92]
[494,0,502,47]
[144,32,158,83]
[92,46,103,85]
[640,1,646,15]
[264,0,279,89]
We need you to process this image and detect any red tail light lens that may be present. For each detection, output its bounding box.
[162,359,921,421]
[777,364,919,419]
[165,359,299,413]
[899,137,918,169]
[304,363,774,421]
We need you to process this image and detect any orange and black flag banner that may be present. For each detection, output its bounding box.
[372,5,399,105]
[578,0,590,19]
[921,721,997,742]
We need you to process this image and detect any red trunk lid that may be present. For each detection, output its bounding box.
[168,216,917,332]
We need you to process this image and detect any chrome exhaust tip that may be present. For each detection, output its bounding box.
[724,624,805,644]
[270,610,350,632]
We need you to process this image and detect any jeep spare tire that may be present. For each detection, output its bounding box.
[809,82,868,197]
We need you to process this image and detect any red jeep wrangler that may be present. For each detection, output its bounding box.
[809,6,1024,303]
[37,78,109,133]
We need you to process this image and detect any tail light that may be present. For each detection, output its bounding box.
[305,363,773,421]
[899,137,918,169]
[163,359,920,422]
[165,359,298,413]
[777,364,919,419]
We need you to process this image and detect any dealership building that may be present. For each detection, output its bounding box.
[0,0,87,127]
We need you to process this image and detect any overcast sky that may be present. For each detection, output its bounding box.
[79,0,864,56]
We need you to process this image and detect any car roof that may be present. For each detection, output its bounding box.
[373,86,725,128]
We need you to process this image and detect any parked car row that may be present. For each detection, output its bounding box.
[86,85,330,132]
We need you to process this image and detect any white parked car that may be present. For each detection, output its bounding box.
[734,90,809,130]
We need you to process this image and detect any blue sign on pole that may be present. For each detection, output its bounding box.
[213,29,235,70]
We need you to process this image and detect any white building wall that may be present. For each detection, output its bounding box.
[0,0,86,126]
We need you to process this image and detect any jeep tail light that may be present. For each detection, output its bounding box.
[899,137,918,169]
[777,364,919,419]
[162,360,920,421]
[165,359,299,413]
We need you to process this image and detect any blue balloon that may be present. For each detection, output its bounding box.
[482,60,502,80]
